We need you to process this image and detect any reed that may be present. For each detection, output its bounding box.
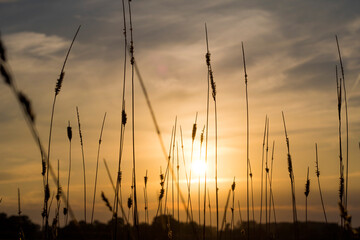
[336,35,349,212]
[45,26,80,235]
[304,167,310,224]
[248,161,255,225]
[198,126,205,226]
[231,178,236,239]
[144,170,149,224]
[76,106,87,223]
[113,0,128,238]
[315,143,327,223]
[241,41,251,240]
[177,142,180,222]
[282,111,298,239]
[259,115,267,238]
[91,112,107,224]
[336,64,344,227]
[127,0,139,229]
[219,189,231,240]
[265,118,270,236]
[55,159,61,236]
[268,141,277,234]
[187,113,198,223]
[65,121,72,225]
[180,125,193,223]
[103,158,128,224]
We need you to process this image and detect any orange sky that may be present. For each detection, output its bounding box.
[1,0,360,227]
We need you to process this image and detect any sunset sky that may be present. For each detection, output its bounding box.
[1,0,360,227]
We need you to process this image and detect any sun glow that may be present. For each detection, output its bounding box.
[191,160,207,176]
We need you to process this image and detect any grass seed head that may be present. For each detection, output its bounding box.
[101,192,112,212]
[55,72,65,96]
[67,121,72,141]
[0,64,12,86]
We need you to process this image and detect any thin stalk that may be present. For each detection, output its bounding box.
[56,159,61,234]
[76,106,87,223]
[259,115,267,239]
[127,0,139,230]
[315,143,327,223]
[65,121,72,225]
[45,26,81,236]
[268,141,277,233]
[265,118,269,236]
[336,35,349,212]
[248,161,255,225]
[282,111,298,240]
[113,0,128,237]
[91,112,107,224]
[165,121,176,215]
[144,170,149,224]
[305,167,310,224]
[242,41,250,240]
[177,142,180,222]
[204,23,212,240]
[208,188,212,229]
[199,126,205,227]
[180,125,193,223]
[336,64,344,227]
[231,178,236,240]
[187,113,198,224]
[219,189,231,240]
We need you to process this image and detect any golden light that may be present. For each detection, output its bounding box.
[191,160,207,176]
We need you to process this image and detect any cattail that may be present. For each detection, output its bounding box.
[101,192,113,212]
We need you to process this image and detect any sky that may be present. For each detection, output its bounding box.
[1,0,360,227]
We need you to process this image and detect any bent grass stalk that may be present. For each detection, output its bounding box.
[315,143,327,223]
[45,26,80,235]
[282,112,298,240]
[187,113,198,223]
[91,112,107,224]
[76,106,87,223]
[336,35,349,212]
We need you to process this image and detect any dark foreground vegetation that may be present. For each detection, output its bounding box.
[1,212,359,240]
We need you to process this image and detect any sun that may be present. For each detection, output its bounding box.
[191,160,207,176]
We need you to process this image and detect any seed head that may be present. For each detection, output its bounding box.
[0,64,12,86]
[55,72,65,96]
[122,109,127,125]
[127,196,133,209]
[18,92,35,122]
[67,121,72,141]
